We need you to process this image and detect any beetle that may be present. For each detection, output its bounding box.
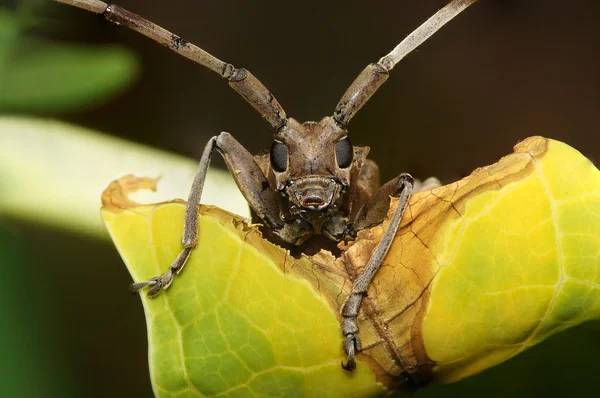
[54,0,477,371]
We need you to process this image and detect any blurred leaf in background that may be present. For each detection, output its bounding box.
[0,2,139,113]
[0,2,142,397]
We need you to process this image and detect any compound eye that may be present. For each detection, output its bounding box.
[270,141,288,172]
[335,137,353,168]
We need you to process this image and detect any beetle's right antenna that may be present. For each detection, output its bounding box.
[333,0,478,127]
[55,0,288,130]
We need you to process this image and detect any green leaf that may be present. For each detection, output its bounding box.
[0,38,139,112]
[101,177,389,397]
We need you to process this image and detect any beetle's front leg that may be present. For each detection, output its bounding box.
[132,132,286,297]
[341,173,414,371]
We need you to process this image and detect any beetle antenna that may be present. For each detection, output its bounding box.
[54,0,288,130]
[333,0,478,127]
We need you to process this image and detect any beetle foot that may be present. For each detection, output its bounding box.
[131,247,192,297]
[341,315,361,371]
[342,333,361,371]
[341,294,363,371]
[131,271,174,297]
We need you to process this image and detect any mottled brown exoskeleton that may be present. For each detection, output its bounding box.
[55,0,477,371]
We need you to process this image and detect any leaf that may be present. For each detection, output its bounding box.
[0,37,139,112]
[0,116,247,238]
[101,176,389,397]
[101,137,600,396]
[337,136,600,382]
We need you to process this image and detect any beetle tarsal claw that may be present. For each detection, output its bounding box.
[131,247,194,297]
[342,333,360,371]
[131,269,175,297]
[150,271,174,297]
[130,279,157,293]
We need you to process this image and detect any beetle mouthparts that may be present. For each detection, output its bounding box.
[301,196,327,207]
[288,177,338,212]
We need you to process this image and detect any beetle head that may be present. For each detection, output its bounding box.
[268,117,356,215]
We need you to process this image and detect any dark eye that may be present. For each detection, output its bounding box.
[270,141,288,172]
[335,137,353,168]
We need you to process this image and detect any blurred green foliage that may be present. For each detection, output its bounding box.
[0,6,139,112]
[0,227,77,397]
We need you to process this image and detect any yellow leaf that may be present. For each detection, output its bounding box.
[101,137,600,395]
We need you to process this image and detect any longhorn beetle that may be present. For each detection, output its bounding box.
[55,0,477,371]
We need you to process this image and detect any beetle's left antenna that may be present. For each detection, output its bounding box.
[54,0,288,130]
[333,0,478,127]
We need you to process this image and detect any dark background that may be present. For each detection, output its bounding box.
[2,0,600,397]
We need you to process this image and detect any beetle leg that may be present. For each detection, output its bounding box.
[132,132,285,297]
[341,173,413,371]
[349,174,405,236]
[349,174,438,237]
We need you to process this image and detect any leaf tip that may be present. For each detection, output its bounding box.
[513,136,549,157]
[101,174,162,211]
